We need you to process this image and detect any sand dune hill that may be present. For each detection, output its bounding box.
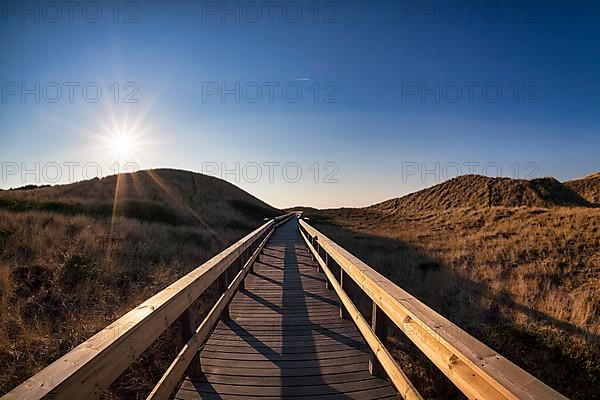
[371,174,592,214]
[566,172,600,205]
[0,168,279,228]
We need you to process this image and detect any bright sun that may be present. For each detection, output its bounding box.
[110,134,136,158]
[94,114,150,163]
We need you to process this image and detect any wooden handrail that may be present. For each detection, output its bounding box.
[3,214,294,400]
[298,218,567,400]
[299,227,423,400]
[147,227,273,399]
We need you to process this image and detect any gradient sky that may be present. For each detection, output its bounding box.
[1,0,599,208]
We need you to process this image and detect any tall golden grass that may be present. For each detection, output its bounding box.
[306,201,599,399]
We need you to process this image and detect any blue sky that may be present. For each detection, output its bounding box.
[1,0,599,208]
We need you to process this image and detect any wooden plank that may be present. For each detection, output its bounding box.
[206,335,365,351]
[198,361,374,377]
[228,317,359,326]
[175,388,397,400]
[203,342,367,353]
[228,309,342,318]
[211,321,361,333]
[179,378,394,397]
[235,290,337,299]
[206,328,362,341]
[200,348,367,362]
[231,304,341,312]
[192,371,379,387]
[299,219,568,400]
[206,330,364,346]
[199,355,369,369]
[211,324,361,336]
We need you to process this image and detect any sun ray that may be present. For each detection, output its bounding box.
[144,170,227,244]
[105,172,129,272]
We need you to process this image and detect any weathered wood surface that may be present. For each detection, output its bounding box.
[175,219,398,400]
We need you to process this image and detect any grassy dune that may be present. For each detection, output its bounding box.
[566,172,600,205]
[0,169,279,397]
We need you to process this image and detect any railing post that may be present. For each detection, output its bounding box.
[324,251,333,291]
[240,248,247,290]
[250,238,259,274]
[316,239,324,274]
[339,269,349,319]
[219,267,230,321]
[178,308,202,378]
[369,301,389,377]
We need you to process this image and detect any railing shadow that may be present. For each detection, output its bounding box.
[254,261,328,282]
[235,290,365,351]
[189,377,223,400]
[241,274,339,306]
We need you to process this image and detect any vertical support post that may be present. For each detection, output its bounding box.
[251,239,259,274]
[240,255,246,291]
[179,307,202,377]
[324,251,332,290]
[239,248,246,290]
[218,267,230,321]
[339,269,349,319]
[309,236,321,272]
[369,301,389,377]
[316,239,322,274]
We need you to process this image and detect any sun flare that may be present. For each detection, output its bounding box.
[92,109,153,164]
[109,134,136,158]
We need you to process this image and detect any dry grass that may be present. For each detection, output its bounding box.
[371,175,593,213]
[566,172,600,205]
[301,175,600,399]
[0,169,280,397]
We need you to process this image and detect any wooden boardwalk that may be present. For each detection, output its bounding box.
[5,215,566,400]
[175,219,398,399]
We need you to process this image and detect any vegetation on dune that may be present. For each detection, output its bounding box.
[566,172,600,205]
[302,173,600,399]
[371,174,593,214]
[0,169,280,397]
[0,168,279,224]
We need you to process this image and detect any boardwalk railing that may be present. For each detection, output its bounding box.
[3,214,294,400]
[298,218,567,400]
